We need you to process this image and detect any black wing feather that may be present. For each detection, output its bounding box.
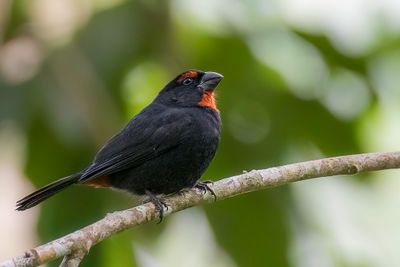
[79,108,190,183]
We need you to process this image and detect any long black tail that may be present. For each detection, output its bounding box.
[16,173,81,211]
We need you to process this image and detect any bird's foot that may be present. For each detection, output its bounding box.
[145,190,168,223]
[195,180,217,201]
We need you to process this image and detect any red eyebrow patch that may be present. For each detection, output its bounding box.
[177,71,198,83]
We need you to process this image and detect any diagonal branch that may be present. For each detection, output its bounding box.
[1,151,400,267]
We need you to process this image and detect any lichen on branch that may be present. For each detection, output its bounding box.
[1,151,400,267]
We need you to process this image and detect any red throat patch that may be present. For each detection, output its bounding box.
[198,91,219,112]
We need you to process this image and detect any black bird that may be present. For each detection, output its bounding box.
[16,70,223,219]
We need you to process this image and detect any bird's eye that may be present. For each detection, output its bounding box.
[182,78,193,85]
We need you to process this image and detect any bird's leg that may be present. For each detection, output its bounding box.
[195,180,217,201]
[145,190,168,223]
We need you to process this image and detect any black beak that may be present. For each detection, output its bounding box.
[198,71,224,91]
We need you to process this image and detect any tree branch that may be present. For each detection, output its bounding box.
[2,151,400,267]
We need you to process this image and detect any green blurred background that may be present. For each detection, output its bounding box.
[1,0,400,266]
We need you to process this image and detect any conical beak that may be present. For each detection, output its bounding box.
[198,71,224,91]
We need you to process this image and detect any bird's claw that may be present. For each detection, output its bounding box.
[195,181,217,201]
[145,190,168,223]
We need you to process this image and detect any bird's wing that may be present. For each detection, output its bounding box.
[79,110,191,183]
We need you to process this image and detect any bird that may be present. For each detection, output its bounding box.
[16,70,223,220]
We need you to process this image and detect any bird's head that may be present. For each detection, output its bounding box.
[156,70,224,112]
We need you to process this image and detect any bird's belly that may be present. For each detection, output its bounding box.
[108,140,217,195]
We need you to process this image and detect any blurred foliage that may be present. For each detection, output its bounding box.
[1,0,400,266]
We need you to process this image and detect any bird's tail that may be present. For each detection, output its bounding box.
[16,173,81,211]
